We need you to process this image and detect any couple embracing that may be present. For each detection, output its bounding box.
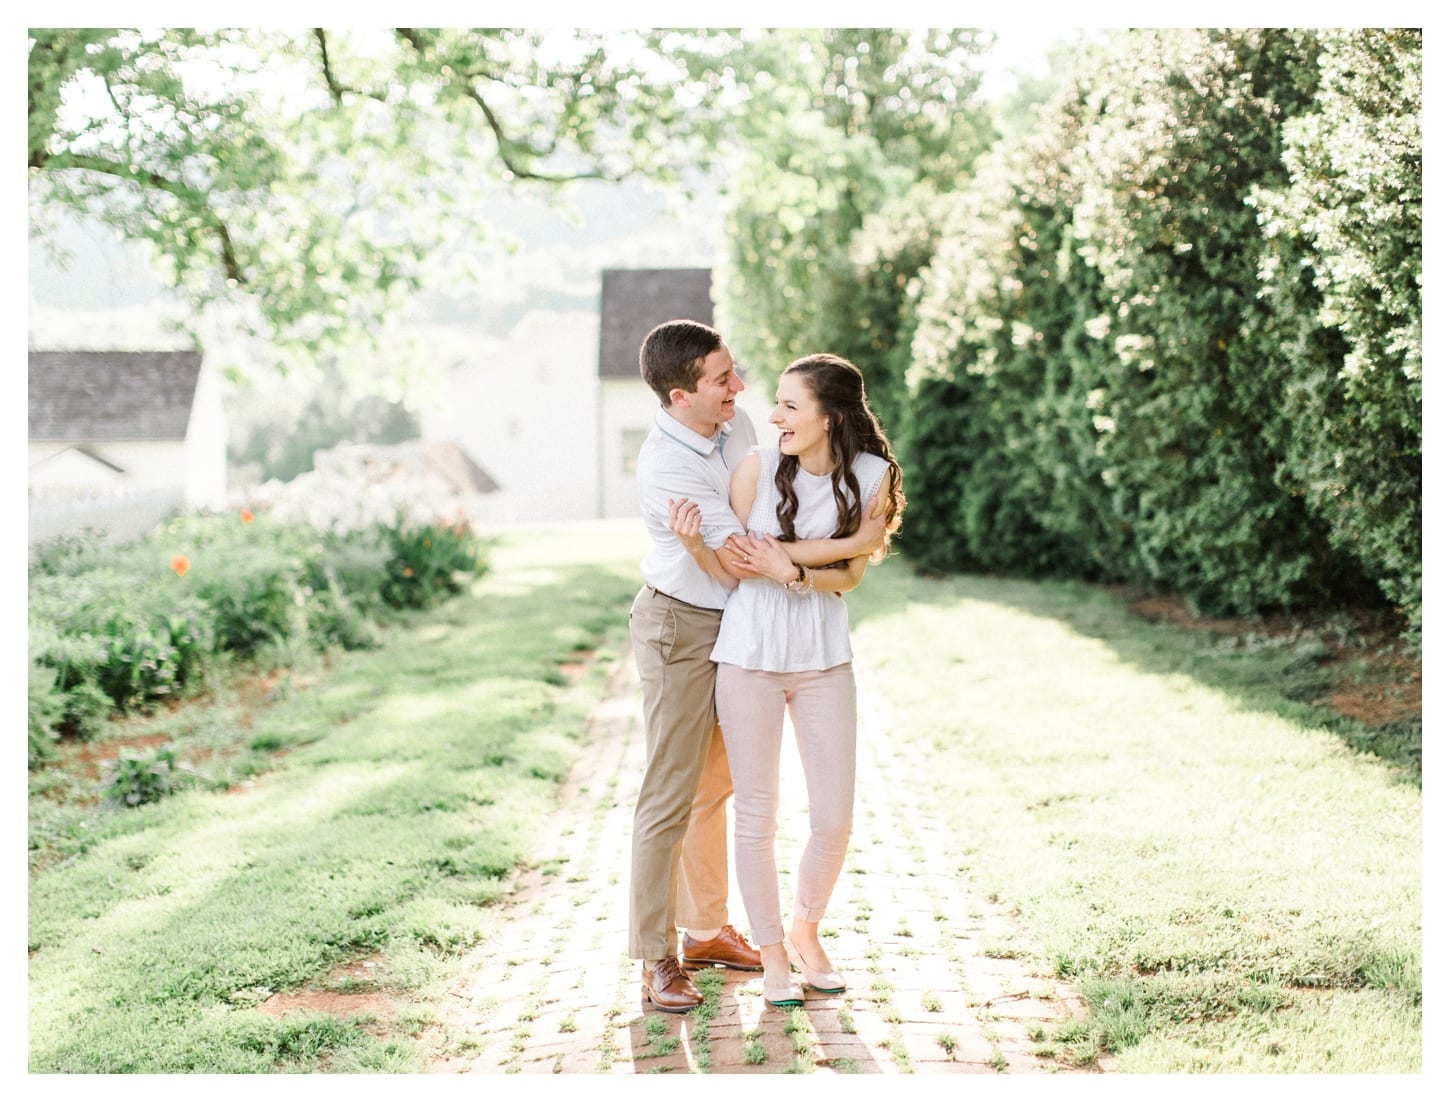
[627,319,905,1010]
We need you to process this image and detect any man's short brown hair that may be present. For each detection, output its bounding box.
[639,319,723,406]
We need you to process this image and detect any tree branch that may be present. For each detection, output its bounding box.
[392,27,623,184]
[47,152,247,285]
[313,29,345,105]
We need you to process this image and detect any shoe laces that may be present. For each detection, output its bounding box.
[656,956,687,984]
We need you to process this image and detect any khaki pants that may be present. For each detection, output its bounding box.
[628,586,734,960]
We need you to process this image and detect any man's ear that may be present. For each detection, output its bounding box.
[668,387,691,409]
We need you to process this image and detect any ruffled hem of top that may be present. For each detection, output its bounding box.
[710,581,853,672]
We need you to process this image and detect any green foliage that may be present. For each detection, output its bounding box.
[230,370,419,483]
[712,29,995,380]
[27,511,489,760]
[1058,30,1349,614]
[28,662,65,767]
[720,117,904,379]
[190,539,313,658]
[891,28,1419,626]
[902,86,1129,582]
[377,517,490,610]
[103,747,184,807]
[894,376,990,575]
[817,181,956,440]
[27,28,736,368]
[29,568,216,729]
[305,559,385,651]
[1253,29,1423,633]
[28,525,638,1072]
[94,604,215,709]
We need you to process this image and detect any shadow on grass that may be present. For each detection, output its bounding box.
[846,557,1420,787]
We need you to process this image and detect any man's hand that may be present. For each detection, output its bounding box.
[668,498,705,553]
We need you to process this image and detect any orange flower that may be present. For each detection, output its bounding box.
[402,566,414,577]
[240,508,254,523]
[170,555,191,577]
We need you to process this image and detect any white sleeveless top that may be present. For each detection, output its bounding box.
[711,447,889,673]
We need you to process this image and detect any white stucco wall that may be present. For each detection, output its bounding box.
[183,363,228,509]
[597,376,775,520]
[28,442,189,546]
[29,440,187,493]
[420,310,600,525]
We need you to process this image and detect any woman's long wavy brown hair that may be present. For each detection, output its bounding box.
[773,353,904,563]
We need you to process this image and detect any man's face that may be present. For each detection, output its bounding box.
[676,344,745,427]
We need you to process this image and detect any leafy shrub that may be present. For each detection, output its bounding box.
[30,569,216,720]
[190,541,313,658]
[305,566,383,651]
[102,747,183,807]
[822,181,958,442]
[312,535,391,619]
[892,28,1419,626]
[377,517,489,610]
[28,508,491,763]
[61,681,115,742]
[92,603,214,711]
[1254,28,1423,634]
[28,662,65,767]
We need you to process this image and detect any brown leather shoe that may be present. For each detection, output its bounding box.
[641,956,703,1013]
[682,924,764,971]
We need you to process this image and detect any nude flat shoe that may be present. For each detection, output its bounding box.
[787,940,846,994]
[763,979,805,1008]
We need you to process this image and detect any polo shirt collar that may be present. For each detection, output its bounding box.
[656,407,730,457]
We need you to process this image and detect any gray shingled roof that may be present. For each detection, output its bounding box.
[419,441,501,496]
[597,268,714,380]
[29,350,204,442]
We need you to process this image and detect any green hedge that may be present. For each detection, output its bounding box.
[1254,28,1423,630]
[878,28,1419,629]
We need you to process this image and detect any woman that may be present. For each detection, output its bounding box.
[670,353,904,1007]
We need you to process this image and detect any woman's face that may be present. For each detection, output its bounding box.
[770,370,832,469]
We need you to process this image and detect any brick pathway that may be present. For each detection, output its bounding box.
[428,648,1109,1075]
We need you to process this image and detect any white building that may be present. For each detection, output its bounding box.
[423,268,771,525]
[420,309,601,526]
[28,349,227,545]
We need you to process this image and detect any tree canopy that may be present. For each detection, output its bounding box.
[28,27,723,369]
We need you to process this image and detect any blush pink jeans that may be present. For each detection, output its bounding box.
[715,661,857,947]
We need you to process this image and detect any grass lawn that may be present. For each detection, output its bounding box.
[844,562,1421,1073]
[27,520,1421,1073]
[28,521,644,1073]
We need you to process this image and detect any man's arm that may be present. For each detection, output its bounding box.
[713,453,763,579]
[805,552,870,594]
[667,498,740,589]
[656,450,757,585]
[730,531,870,593]
[721,484,889,567]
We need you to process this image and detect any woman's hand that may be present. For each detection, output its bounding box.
[668,498,706,554]
[730,532,797,585]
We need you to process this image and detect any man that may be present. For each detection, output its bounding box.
[630,319,762,1013]
[629,320,886,1012]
